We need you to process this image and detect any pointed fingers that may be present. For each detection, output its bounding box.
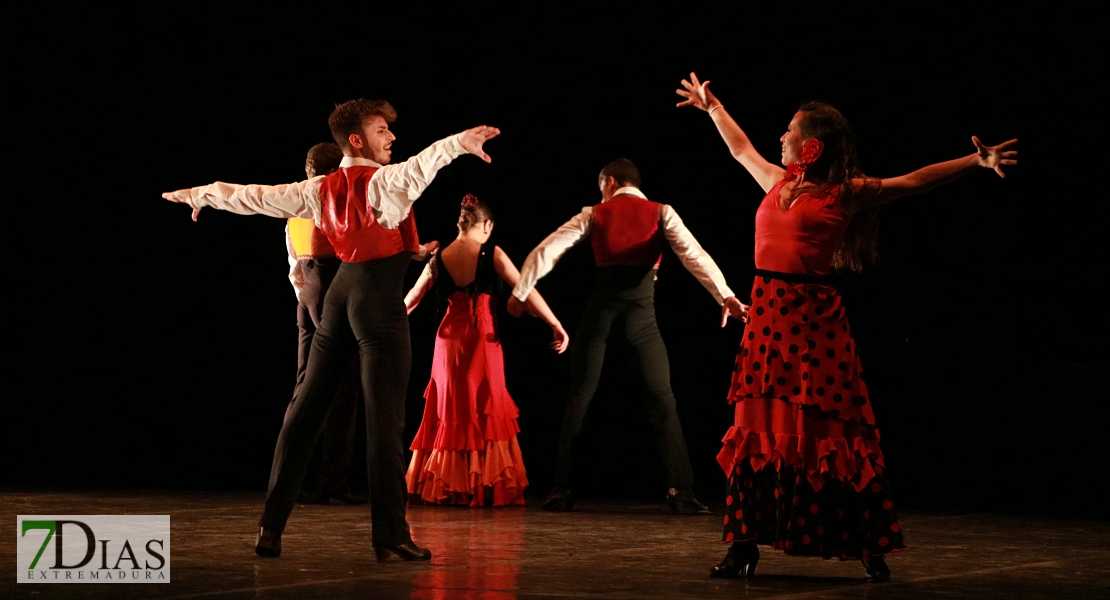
[971,135,984,151]
[191,206,201,221]
[689,72,701,86]
[1001,159,1017,165]
[994,166,1006,178]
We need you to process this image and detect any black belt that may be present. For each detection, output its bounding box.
[753,269,833,285]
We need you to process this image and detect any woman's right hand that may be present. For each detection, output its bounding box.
[676,72,718,112]
[550,322,569,354]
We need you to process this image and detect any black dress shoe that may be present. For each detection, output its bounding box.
[329,491,369,505]
[709,541,759,578]
[666,488,711,514]
[255,528,282,558]
[374,542,432,562]
[540,486,575,511]
[862,555,890,582]
[297,491,329,505]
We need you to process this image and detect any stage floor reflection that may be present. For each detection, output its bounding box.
[2,491,1107,599]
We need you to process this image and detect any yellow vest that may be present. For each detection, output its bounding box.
[287,218,336,259]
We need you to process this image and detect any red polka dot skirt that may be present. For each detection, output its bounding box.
[718,273,906,558]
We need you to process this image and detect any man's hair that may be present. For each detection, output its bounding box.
[598,158,641,188]
[305,142,344,178]
[328,99,397,149]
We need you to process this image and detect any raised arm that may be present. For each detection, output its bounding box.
[162,177,323,222]
[509,207,594,307]
[369,126,501,228]
[676,72,785,192]
[404,260,438,315]
[849,136,1018,213]
[494,246,568,354]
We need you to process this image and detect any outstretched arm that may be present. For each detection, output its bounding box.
[850,137,1018,213]
[494,246,568,353]
[405,260,438,315]
[508,207,594,311]
[660,205,736,304]
[162,177,323,222]
[369,126,501,228]
[677,72,785,192]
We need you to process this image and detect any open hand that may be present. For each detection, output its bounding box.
[721,296,749,327]
[415,240,440,261]
[972,136,1018,178]
[162,190,203,222]
[459,126,501,163]
[676,72,718,112]
[550,322,569,354]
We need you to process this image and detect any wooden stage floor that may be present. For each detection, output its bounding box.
[2,491,1107,599]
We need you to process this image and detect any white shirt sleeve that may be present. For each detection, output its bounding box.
[512,207,594,301]
[285,225,305,303]
[367,134,467,228]
[660,204,734,305]
[186,177,324,222]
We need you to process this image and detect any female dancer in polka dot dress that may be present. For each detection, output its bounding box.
[677,72,1017,582]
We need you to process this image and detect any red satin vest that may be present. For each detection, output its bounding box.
[317,165,420,263]
[590,193,665,268]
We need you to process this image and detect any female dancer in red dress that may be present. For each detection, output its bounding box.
[677,72,1017,581]
[404,195,569,506]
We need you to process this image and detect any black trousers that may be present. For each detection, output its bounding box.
[287,258,360,497]
[261,252,413,547]
[553,266,696,489]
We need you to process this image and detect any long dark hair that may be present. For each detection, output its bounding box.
[796,101,879,272]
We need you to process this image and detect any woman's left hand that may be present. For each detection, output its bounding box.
[972,136,1018,178]
[550,323,569,354]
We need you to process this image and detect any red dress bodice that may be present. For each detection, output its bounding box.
[754,179,850,276]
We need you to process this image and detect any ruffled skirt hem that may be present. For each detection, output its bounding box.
[405,438,528,507]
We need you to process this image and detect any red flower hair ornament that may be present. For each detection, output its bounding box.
[461,193,480,210]
[785,138,825,179]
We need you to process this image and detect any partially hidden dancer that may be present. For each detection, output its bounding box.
[162,99,500,562]
[404,194,568,507]
[677,71,1017,582]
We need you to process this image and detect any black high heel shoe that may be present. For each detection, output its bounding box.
[709,541,759,578]
[862,555,890,582]
[541,486,575,511]
[666,488,712,514]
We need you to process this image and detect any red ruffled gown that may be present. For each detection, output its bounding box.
[406,243,528,506]
[718,179,906,560]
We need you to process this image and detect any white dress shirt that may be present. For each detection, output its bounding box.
[178,134,467,228]
[512,187,735,305]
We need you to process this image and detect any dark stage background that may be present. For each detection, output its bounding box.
[3,4,1104,516]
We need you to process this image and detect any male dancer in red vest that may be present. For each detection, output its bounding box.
[508,158,747,513]
[163,99,499,561]
[287,143,437,506]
